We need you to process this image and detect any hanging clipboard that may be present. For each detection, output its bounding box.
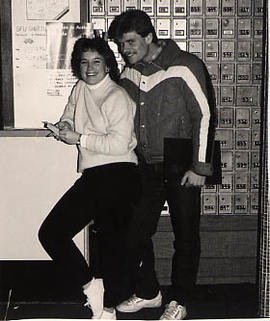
[163,138,222,185]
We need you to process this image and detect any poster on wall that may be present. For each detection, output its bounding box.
[46,22,94,99]
[12,0,81,128]
[26,0,70,20]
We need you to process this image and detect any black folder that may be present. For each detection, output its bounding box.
[163,138,222,185]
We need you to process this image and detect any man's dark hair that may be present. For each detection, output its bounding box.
[71,37,120,82]
[108,10,158,43]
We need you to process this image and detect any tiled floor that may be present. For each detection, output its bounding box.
[0,284,258,320]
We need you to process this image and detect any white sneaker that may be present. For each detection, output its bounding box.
[98,308,116,319]
[116,291,162,313]
[159,301,187,320]
[83,278,104,318]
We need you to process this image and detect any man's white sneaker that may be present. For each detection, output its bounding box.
[83,278,104,319]
[98,308,116,320]
[116,291,162,313]
[159,301,187,320]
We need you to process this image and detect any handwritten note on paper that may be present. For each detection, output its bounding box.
[12,0,80,128]
[26,0,70,20]
[13,23,47,70]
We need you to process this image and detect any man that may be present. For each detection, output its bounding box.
[108,9,216,320]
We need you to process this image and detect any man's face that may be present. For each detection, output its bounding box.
[117,31,151,65]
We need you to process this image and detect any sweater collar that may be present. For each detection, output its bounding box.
[86,74,110,90]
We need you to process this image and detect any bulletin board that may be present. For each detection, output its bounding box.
[11,0,81,128]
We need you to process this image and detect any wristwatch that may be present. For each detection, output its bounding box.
[76,134,82,145]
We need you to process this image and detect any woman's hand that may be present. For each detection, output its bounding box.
[59,129,81,145]
[56,121,72,130]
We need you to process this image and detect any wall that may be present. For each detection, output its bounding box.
[0,134,84,260]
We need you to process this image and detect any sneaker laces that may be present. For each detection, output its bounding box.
[126,294,142,304]
[83,298,91,309]
[162,303,184,319]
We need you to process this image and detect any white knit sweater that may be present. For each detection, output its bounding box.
[60,75,138,172]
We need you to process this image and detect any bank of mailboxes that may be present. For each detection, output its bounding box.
[89,0,264,215]
[89,0,264,19]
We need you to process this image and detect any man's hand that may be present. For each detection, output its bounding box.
[59,129,81,145]
[181,170,206,187]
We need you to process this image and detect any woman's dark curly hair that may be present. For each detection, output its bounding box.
[71,37,120,83]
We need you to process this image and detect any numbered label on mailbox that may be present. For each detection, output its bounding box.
[90,0,105,15]
[222,41,235,61]
[222,18,235,38]
[234,172,248,193]
[189,18,203,38]
[235,130,250,150]
[220,107,234,128]
[234,194,248,214]
[237,41,251,61]
[219,194,233,214]
[189,41,203,59]
[237,0,252,16]
[219,173,233,193]
[220,86,234,106]
[140,0,154,16]
[237,87,258,106]
[189,0,203,15]
[236,108,250,128]
[205,0,219,16]
[157,0,170,16]
[205,18,219,38]
[235,151,249,170]
[107,0,121,15]
[221,0,236,16]
[254,0,264,16]
[238,18,252,38]
[157,19,171,38]
[173,19,187,39]
[173,0,187,16]
[123,0,138,11]
[205,41,219,61]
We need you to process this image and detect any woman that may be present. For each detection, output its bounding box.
[38,37,140,319]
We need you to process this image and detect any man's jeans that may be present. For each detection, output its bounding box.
[126,162,201,305]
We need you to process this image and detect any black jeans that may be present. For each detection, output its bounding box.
[38,162,141,308]
[126,162,201,305]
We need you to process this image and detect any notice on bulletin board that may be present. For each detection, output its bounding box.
[26,0,70,20]
[12,0,80,128]
[46,23,95,98]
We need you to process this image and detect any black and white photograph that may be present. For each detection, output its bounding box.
[0,0,269,320]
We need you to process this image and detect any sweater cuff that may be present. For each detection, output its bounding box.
[80,134,88,148]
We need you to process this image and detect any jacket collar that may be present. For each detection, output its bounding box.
[153,39,182,69]
[130,39,182,71]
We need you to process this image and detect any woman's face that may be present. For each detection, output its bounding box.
[80,49,108,85]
